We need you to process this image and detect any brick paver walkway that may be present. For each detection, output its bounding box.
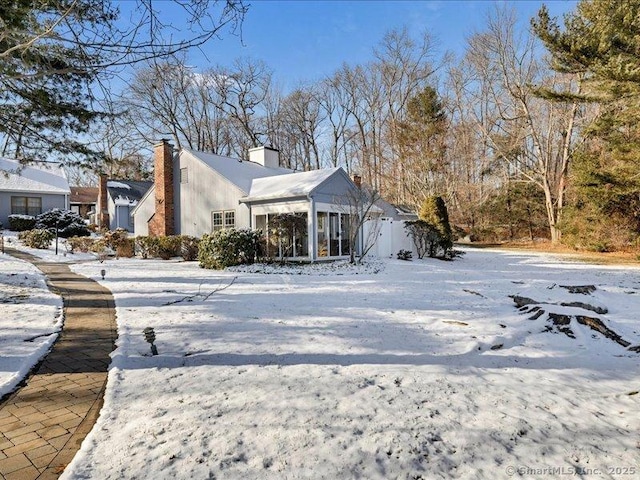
[0,249,117,480]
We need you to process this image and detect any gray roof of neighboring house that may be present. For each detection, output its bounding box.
[243,167,344,202]
[375,198,418,220]
[0,157,70,194]
[70,187,98,204]
[184,149,292,194]
[107,180,153,206]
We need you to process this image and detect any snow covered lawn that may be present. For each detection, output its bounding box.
[0,252,62,398]
[63,250,639,479]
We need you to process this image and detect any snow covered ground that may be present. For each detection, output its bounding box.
[0,250,63,399]
[54,249,640,480]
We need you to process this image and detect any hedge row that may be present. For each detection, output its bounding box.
[66,231,199,261]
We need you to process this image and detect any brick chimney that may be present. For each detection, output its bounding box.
[149,139,175,236]
[98,173,110,228]
[352,174,362,189]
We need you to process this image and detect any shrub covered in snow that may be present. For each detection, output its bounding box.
[198,229,261,269]
[18,229,55,249]
[35,209,90,238]
[8,215,36,231]
[134,236,158,259]
[180,235,199,261]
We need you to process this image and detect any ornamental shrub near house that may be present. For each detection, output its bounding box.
[18,229,55,249]
[8,215,36,231]
[198,229,261,269]
[180,235,199,261]
[35,209,90,238]
[156,235,182,260]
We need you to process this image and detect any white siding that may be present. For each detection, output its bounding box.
[133,189,155,236]
[177,152,251,237]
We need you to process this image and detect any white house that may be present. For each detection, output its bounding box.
[132,140,416,261]
[0,157,70,227]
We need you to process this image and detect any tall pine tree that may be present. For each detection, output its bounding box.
[532,0,640,250]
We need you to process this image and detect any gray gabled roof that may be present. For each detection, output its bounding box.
[0,157,70,194]
[183,149,292,194]
[107,180,153,206]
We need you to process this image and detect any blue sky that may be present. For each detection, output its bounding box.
[119,0,578,90]
[195,1,577,87]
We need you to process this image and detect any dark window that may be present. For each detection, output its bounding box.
[11,196,42,216]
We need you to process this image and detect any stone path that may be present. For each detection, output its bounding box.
[0,249,117,480]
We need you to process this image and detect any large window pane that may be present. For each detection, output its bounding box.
[27,198,42,216]
[341,214,350,256]
[329,213,339,256]
[11,197,27,215]
[295,213,309,257]
[11,197,41,216]
[317,212,328,257]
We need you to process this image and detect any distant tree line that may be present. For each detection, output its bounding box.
[4,0,639,252]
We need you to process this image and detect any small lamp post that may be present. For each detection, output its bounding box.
[100,269,106,280]
[143,327,158,355]
[55,221,60,255]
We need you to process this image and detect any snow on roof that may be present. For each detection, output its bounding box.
[243,167,343,202]
[106,180,152,205]
[0,157,70,194]
[184,149,292,194]
[107,181,131,189]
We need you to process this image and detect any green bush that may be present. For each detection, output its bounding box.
[156,236,182,260]
[404,220,442,259]
[134,236,158,259]
[419,196,453,254]
[19,229,54,249]
[198,229,261,269]
[9,215,36,231]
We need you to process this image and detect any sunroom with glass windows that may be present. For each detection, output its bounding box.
[240,167,366,262]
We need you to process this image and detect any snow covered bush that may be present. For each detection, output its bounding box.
[19,229,54,249]
[8,215,36,231]
[134,236,158,259]
[35,209,90,238]
[198,229,261,269]
[397,249,412,260]
[180,235,199,261]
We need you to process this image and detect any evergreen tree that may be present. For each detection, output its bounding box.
[532,0,640,249]
[0,1,246,162]
[418,195,453,254]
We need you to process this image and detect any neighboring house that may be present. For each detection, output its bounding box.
[0,157,70,227]
[97,175,152,231]
[70,187,98,219]
[134,141,383,261]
